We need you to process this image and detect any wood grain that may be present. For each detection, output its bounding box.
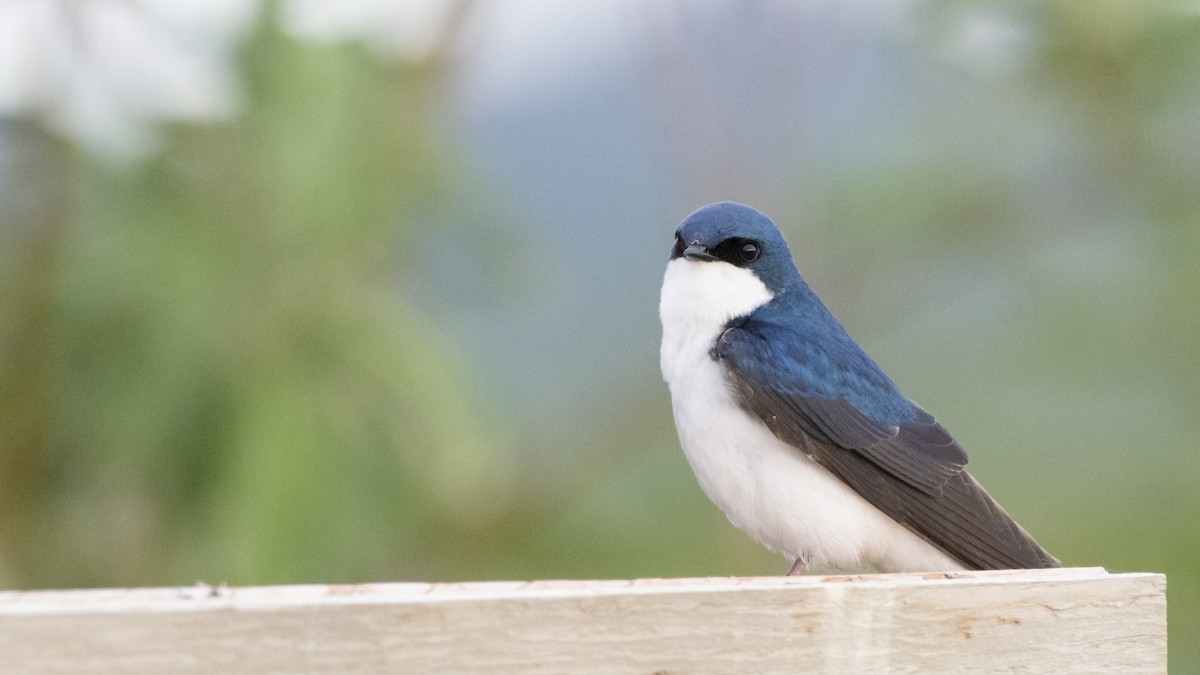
[0,568,1165,674]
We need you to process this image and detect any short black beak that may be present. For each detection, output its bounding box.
[683,243,718,262]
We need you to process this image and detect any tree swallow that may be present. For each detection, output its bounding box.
[659,202,1059,573]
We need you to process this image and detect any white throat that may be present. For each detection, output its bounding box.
[658,258,773,384]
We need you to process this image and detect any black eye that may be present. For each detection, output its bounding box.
[712,237,762,266]
[739,242,760,262]
[670,233,685,259]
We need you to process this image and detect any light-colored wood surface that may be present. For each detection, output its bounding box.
[0,567,1165,674]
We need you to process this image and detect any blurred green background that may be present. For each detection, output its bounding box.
[1,0,1197,669]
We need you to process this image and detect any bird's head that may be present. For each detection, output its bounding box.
[670,202,800,297]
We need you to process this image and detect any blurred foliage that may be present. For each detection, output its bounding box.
[0,11,518,587]
[1,0,1198,670]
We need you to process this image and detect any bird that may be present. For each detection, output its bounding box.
[659,201,1059,574]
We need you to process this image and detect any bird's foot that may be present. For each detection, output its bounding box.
[786,557,806,576]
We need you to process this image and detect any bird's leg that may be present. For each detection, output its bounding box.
[786,557,806,576]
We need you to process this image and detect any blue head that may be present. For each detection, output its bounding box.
[671,202,805,298]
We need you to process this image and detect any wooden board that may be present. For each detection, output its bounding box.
[0,567,1165,674]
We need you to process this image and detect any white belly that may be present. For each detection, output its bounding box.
[659,257,964,572]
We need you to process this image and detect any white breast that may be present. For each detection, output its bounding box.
[659,257,964,572]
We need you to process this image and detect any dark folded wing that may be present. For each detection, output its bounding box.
[717,323,1059,570]
[740,387,967,496]
[807,433,1060,569]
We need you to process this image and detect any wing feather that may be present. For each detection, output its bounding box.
[717,322,1059,570]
